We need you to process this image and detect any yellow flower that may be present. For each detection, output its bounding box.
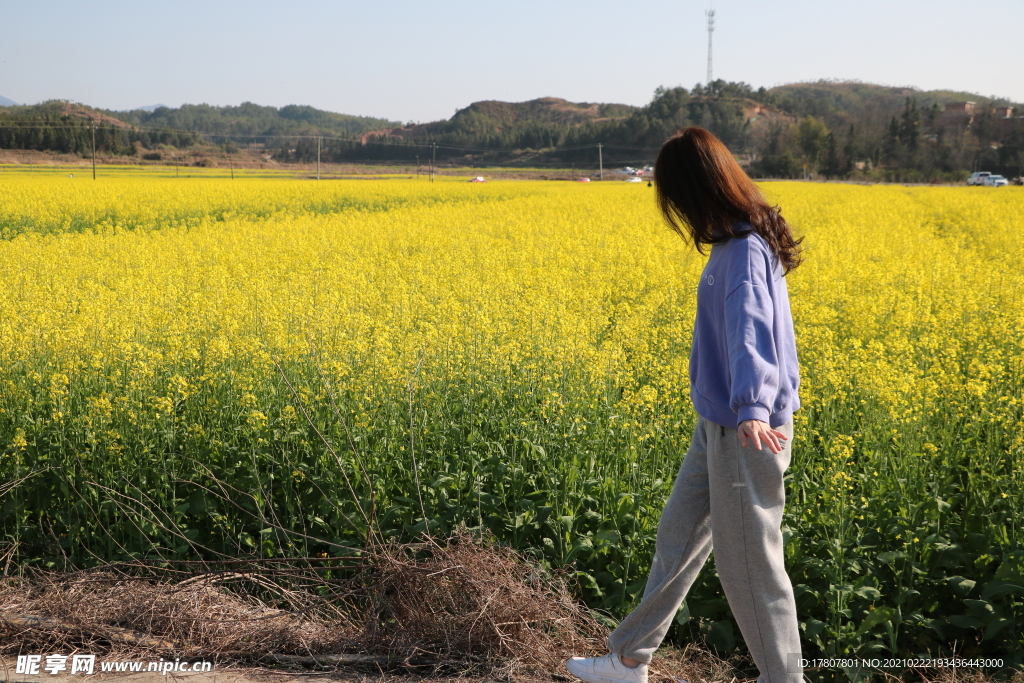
[9,429,28,450]
[0,176,1021,563]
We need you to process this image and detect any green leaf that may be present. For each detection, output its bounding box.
[793,584,819,611]
[981,580,1024,601]
[963,599,996,619]
[430,475,454,489]
[947,614,983,629]
[982,617,1013,641]
[856,606,897,637]
[877,551,905,564]
[921,618,945,639]
[575,571,600,591]
[707,620,736,653]
[589,609,618,629]
[854,585,882,601]
[994,555,1024,583]
[947,575,976,597]
[675,600,691,625]
[616,494,634,519]
[565,536,594,563]
[800,618,826,639]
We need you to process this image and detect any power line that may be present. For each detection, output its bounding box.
[0,121,627,154]
[0,120,663,171]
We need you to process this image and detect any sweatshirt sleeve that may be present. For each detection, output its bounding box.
[724,276,780,425]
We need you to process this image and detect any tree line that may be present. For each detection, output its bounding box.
[0,105,199,156]
[273,81,1023,180]
[2,84,1021,180]
[110,102,399,139]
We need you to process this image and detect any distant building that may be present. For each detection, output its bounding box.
[939,101,1022,139]
[943,101,976,117]
[939,102,977,131]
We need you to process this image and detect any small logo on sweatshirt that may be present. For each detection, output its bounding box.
[704,274,715,286]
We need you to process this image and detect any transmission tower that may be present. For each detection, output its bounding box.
[705,8,715,87]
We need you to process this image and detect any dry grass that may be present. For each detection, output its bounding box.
[4,530,1011,683]
[0,529,621,680]
[350,531,607,677]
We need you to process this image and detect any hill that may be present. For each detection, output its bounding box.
[447,97,636,131]
[109,102,400,139]
[1,81,1021,180]
[0,99,401,161]
[0,95,17,107]
[345,83,796,167]
[749,80,1023,180]
[319,80,1021,180]
[357,97,637,144]
[761,80,1023,138]
[0,100,198,157]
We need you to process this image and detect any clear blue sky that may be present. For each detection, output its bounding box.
[2,0,1021,122]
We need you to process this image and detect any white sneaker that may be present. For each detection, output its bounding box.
[565,652,648,683]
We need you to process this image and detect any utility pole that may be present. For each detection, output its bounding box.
[317,136,321,180]
[91,124,97,180]
[706,8,715,87]
[431,142,436,182]
[415,154,419,177]
[229,152,234,180]
[598,143,603,180]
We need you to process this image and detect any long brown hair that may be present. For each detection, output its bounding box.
[653,126,804,274]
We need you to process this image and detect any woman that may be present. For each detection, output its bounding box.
[566,127,805,683]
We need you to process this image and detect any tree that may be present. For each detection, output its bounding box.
[821,133,840,179]
[798,116,830,168]
[884,116,900,165]
[899,96,920,151]
[842,123,858,173]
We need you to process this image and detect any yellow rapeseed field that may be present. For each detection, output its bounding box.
[1,174,1022,656]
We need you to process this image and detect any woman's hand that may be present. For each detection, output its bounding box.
[737,419,788,454]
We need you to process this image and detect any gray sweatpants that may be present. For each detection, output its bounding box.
[607,414,802,683]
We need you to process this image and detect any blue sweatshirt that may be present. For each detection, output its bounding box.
[689,224,800,429]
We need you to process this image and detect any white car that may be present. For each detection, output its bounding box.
[982,174,1008,187]
[967,172,991,186]
[625,177,643,183]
